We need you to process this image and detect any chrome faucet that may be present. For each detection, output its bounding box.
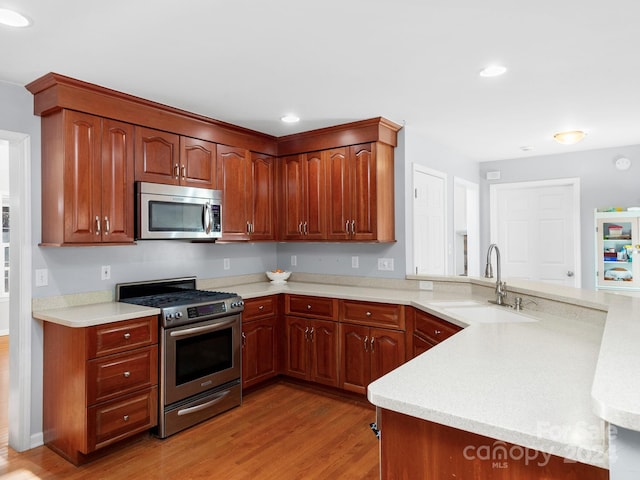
[484,243,507,305]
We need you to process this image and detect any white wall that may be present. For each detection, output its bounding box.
[480,146,640,290]
[1,139,9,335]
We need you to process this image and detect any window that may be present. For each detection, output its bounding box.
[1,195,8,296]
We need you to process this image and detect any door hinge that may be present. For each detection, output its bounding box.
[414,188,418,199]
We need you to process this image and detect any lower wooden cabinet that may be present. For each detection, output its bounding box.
[242,296,278,389]
[284,316,339,387]
[43,316,158,465]
[406,307,462,360]
[340,323,405,394]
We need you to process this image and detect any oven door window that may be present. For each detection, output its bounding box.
[149,201,205,232]
[175,329,232,385]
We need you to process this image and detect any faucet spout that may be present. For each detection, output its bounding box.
[485,244,507,305]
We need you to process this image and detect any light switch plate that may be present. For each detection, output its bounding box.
[35,268,48,287]
[352,256,359,268]
[223,258,230,270]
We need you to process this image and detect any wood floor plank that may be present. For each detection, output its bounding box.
[0,348,380,480]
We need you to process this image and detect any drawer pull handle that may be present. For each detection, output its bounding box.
[123,332,131,339]
[123,415,129,422]
[366,311,372,317]
[434,330,441,335]
[307,305,312,310]
[258,305,264,310]
[123,371,131,378]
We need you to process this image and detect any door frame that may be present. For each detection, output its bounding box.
[489,177,581,287]
[2,130,33,451]
[453,177,480,277]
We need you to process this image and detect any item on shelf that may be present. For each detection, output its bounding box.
[608,225,624,237]
[604,267,633,281]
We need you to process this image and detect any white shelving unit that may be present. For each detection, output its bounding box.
[595,210,640,290]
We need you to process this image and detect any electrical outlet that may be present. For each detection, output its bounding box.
[101,265,111,280]
[377,258,394,271]
[35,268,48,287]
[352,256,359,268]
[223,258,230,270]
[291,255,297,266]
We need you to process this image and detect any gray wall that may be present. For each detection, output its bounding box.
[479,145,640,290]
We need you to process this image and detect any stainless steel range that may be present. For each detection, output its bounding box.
[117,277,244,438]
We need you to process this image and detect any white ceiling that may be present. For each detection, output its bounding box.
[2,0,640,161]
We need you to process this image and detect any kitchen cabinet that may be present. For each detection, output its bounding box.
[284,295,339,387]
[43,316,158,465]
[326,143,395,242]
[595,211,640,290]
[379,408,608,480]
[217,146,276,241]
[406,307,462,360]
[339,300,405,394]
[40,110,135,245]
[279,152,326,240]
[134,126,217,188]
[242,296,278,389]
[340,323,405,395]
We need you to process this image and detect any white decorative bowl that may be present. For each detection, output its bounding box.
[266,271,291,284]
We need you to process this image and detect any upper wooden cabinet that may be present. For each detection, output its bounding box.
[279,152,326,240]
[40,110,135,245]
[134,126,217,188]
[217,146,275,241]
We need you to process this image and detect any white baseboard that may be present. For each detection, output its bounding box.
[30,432,44,449]
[0,329,8,336]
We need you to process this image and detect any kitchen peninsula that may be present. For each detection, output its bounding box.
[33,273,640,477]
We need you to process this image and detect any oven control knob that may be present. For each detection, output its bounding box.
[166,313,174,319]
[175,311,183,319]
[231,300,244,308]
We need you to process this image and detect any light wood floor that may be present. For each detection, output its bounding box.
[0,336,379,479]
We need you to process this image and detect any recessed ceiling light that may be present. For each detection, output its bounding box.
[0,8,31,27]
[280,114,300,123]
[553,130,586,145]
[479,65,507,77]
[520,146,534,152]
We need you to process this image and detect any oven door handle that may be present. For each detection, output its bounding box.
[169,318,236,338]
[177,391,230,416]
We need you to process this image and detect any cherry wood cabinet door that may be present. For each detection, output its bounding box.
[284,316,309,380]
[242,318,277,389]
[63,110,103,243]
[134,126,180,185]
[302,151,326,240]
[308,319,339,387]
[350,143,376,241]
[370,327,405,382]
[179,137,216,188]
[280,155,305,240]
[249,152,276,240]
[326,147,351,240]
[340,323,370,394]
[217,145,250,240]
[101,119,135,243]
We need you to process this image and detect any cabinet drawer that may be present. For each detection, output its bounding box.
[414,309,461,345]
[87,346,158,405]
[87,387,158,452]
[342,300,405,329]
[88,316,158,358]
[285,295,337,321]
[243,295,277,322]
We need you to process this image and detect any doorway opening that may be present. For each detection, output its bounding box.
[453,177,480,277]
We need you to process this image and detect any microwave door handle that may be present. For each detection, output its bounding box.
[203,202,212,234]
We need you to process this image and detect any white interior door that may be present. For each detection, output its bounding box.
[490,179,581,287]
[413,164,447,275]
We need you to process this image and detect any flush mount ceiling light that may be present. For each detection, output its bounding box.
[479,65,507,77]
[280,114,300,123]
[553,130,586,145]
[0,8,31,27]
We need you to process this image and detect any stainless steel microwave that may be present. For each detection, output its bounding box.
[135,182,222,240]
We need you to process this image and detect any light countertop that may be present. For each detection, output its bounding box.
[31,276,640,468]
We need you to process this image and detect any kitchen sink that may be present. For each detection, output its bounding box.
[444,305,538,324]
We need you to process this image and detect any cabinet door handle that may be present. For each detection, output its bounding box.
[304,326,309,341]
[345,221,350,234]
[181,164,186,178]
[95,216,101,235]
[370,336,375,352]
[104,216,110,235]
[303,222,308,235]
[298,222,303,234]
[247,221,251,234]
[241,331,246,347]
[123,332,131,339]
[309,327,315,341]
[364,335,369,352]
[174,164,180,178]
[123,371,131,378]
[351,220,355,235]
